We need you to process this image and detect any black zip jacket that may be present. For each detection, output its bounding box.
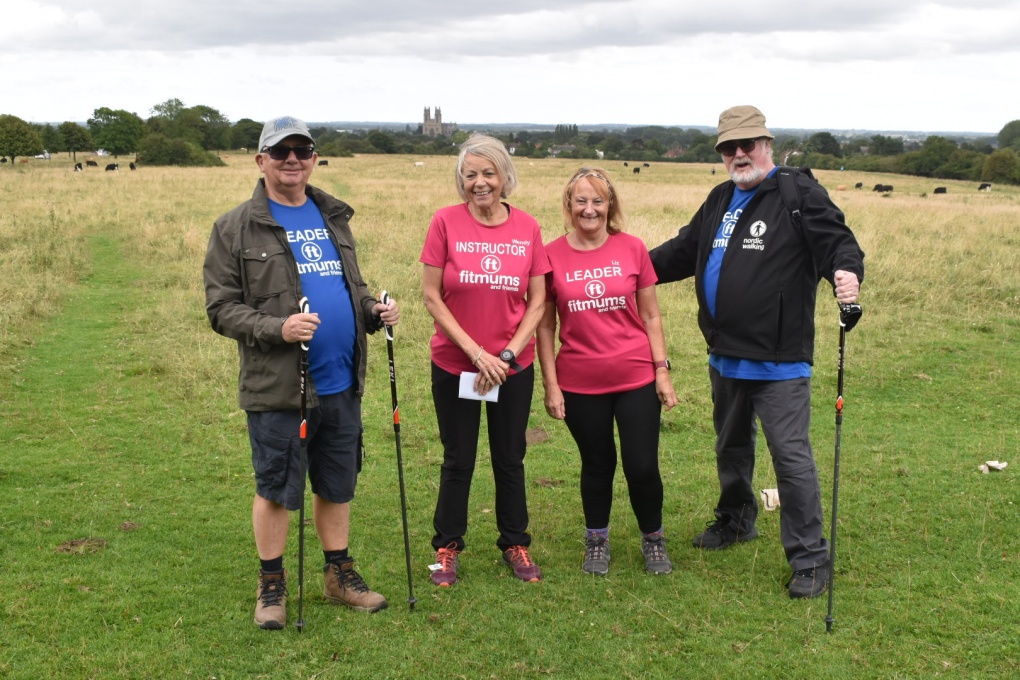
[649,170,864,364]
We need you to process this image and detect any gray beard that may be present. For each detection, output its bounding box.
[729,164,767,186]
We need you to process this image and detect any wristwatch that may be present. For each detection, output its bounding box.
[499,348,525,373]
[653,359,671,371]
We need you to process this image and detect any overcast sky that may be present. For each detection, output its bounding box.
[6,0,1018,134]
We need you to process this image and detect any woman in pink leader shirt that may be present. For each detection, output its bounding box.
[420,134,551,587]
[537,167,678,577]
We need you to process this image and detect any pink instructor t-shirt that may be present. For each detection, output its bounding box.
[546,231,658,394]
[420,203,551,374]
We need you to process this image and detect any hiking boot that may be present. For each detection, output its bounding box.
[431,544,461,587]
[254,570,287,630]
[323,559,388,612]
[582,536,610,575]
[641,533,673,575]
[692,519,759,550]
[787,562,831,599]
[502,545,542,582]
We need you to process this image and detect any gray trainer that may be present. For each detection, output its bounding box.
[641,533,673,575]
[582,536,610,575]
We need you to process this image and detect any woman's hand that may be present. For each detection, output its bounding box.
[656,370,678,411]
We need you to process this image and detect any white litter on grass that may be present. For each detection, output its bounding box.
[978,460,1009,474]
[427,563,442,572]
[760,488,780,511]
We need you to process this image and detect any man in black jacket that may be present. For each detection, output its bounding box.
[649,105,864,598]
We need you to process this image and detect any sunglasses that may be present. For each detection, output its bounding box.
[261,144,315,161]
[717,138,760,156]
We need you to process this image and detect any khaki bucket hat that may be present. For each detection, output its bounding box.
[715,105,774,151]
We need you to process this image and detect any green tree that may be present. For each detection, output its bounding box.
[981,148,1019,183]
[35,123,62,154]
[187,105,231,150]
[230,118,263,151]
[997,120,1020,151]
[367,129,397,153]
[135,133,226,167]
[804,132,842,157]
[898,135,957,177]
[88,107,145,157]
[58,122,94,161]
[0,114,44,162]
[869,134,905,156]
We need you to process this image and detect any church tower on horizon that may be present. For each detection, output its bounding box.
[421,106,458,137]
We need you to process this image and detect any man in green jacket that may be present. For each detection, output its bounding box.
[204,116,399,629]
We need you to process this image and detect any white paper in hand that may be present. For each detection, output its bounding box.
[459,372,499,402]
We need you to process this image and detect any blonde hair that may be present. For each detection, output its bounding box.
[561,167,624,234]
[455,133,517,202]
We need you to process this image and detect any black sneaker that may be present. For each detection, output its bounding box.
[787,563,830,599]
[641,533,672,575]
[692,519,759,550]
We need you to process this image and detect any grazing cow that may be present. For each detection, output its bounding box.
[643,163,650,168]
[105,163,118,171]
[1,157,7,163]
[413,161,425,168]
[933,187,947,194]
[20,158,29,163]
[86,160,98,167]
[129,162,136,170]
[633,167,640,174]
[872,183,884,192]
[873,183,893,193]
[318,160,328,166]
[74,162,83,172]
[854,182,863,189]
[978,182,992,191]
[836,185,847,191]
[623,162,628,167]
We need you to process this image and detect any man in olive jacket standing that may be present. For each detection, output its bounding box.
[204,116,399,629]
[649,105,864,599]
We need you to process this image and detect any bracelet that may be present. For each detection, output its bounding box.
[473,347,484,364]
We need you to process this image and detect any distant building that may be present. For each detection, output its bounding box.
[421,107,458,137]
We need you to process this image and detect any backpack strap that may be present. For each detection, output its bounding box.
[775,165,822,279]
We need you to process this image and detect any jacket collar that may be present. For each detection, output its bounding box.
[250,178,355,225]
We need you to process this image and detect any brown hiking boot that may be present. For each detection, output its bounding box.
[323,559,388,613]
[255,570,287,630]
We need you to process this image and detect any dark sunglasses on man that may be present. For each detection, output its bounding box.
[261,144,315,161]
[717,138,761,157]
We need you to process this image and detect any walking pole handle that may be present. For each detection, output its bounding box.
[381,290,394,340]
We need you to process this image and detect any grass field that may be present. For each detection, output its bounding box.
[1,153,1017,678]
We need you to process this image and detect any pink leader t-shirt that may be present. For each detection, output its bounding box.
[545,231,658,394]
[420,203,551,375]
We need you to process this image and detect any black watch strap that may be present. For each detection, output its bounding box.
[500,349,525,373]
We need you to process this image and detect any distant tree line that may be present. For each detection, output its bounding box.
[1,103,1018,182]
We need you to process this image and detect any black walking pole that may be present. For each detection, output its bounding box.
[296,296,310,632]
[381,291,416,610]
[826,302,862,633]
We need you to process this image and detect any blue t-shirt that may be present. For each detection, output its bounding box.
[703,169,810,381]
[269,198,357,395]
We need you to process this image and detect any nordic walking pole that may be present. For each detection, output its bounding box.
[826,301,862,633]
[381,291,416,610]
[296,296,311,632]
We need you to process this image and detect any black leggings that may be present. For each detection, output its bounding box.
[430,363,535,551]
[562,381,663,534]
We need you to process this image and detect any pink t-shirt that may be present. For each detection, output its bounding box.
[420,203,551,374]
[545,231,658,394]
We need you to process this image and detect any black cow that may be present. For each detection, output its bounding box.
[978,182,992,191]
[854,182,863,189]
[105,163,118,171]
[1,157,7,163]
[74,162,83,172]
[318,160,328,166]
[873,183,893,193]
[623,162,628,167]
[642,163,650,168]
[933,187,947,194]
[129,162,136,170]
[633,167,640,174]
[86,160,98,167]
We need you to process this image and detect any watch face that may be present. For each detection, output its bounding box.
[500,349,514,362]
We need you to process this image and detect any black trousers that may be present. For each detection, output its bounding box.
[709,367,829,570]
[430,363,535,552]
[562,381,663,535]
